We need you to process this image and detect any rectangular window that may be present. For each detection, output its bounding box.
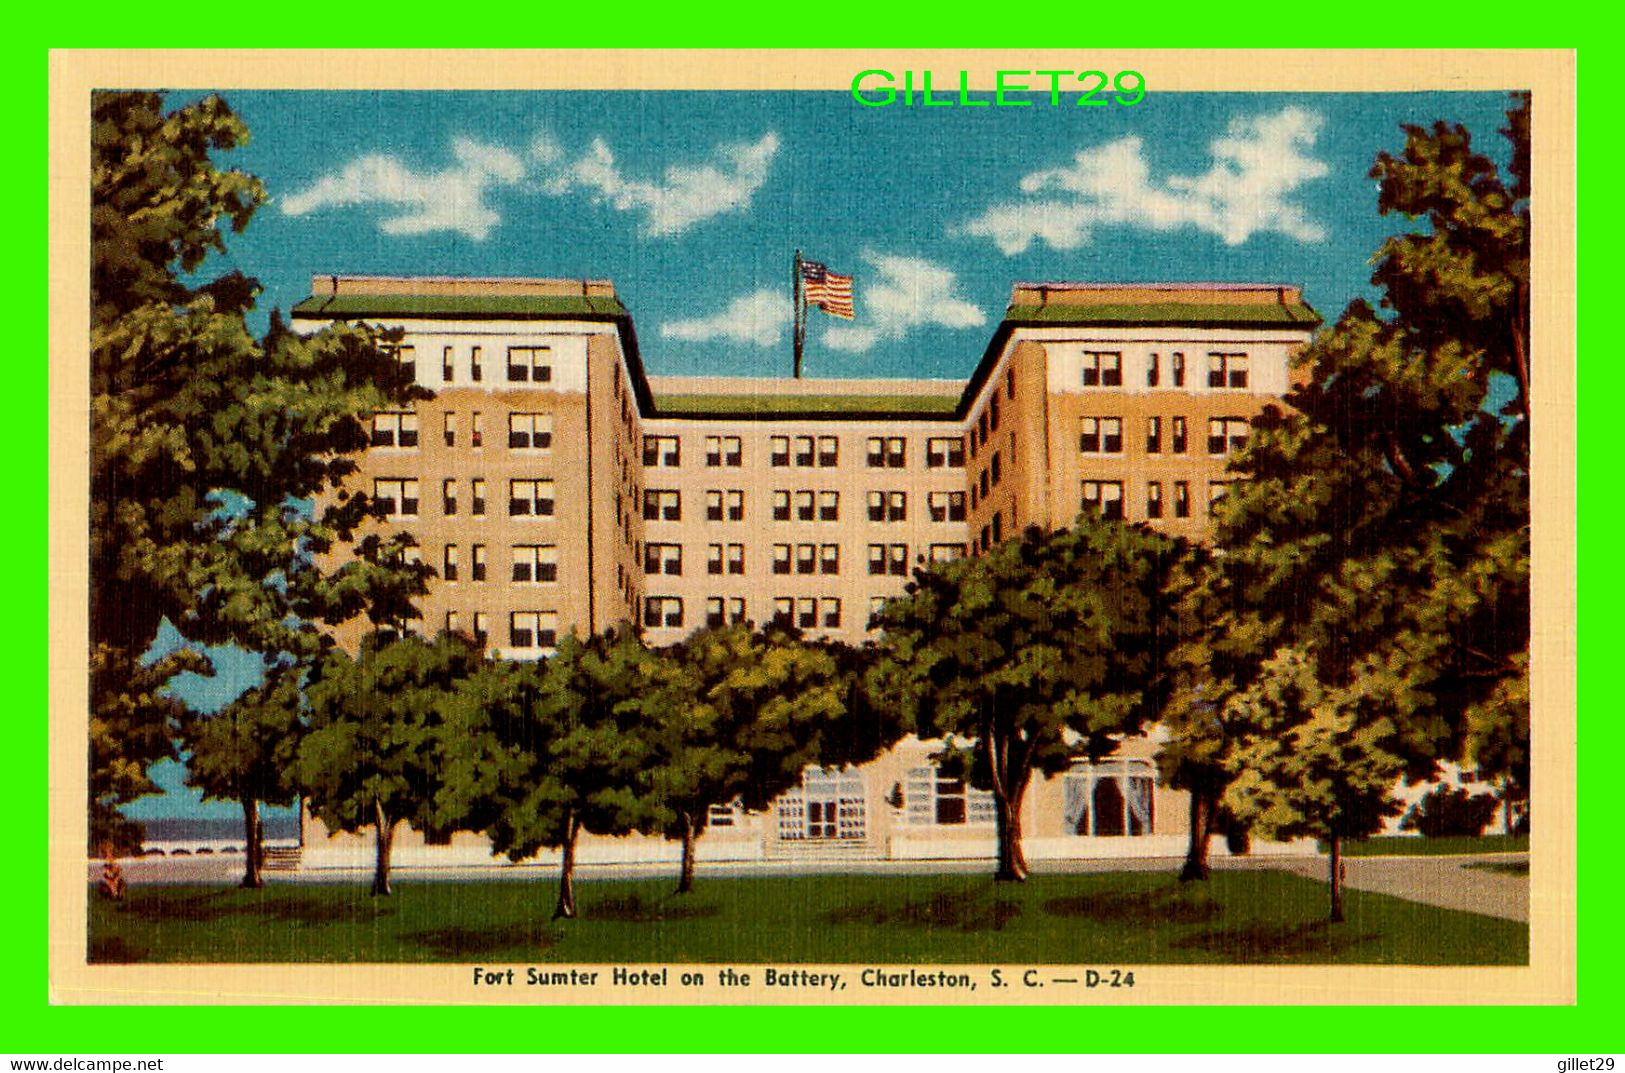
[1147,482,1164,520]
[1172,352,1186,388]
[773,544,792,575]
[868,596,888,626]
[726,490,744,521]
[818,436,839,467]
[1208,417,1250,455]
[445,609,460,635]
[442,346,455,383]
[822,597,842,629]
[644,543,682,576]
[818,491,839,522]
[886,437,906,468]
[1171,416,1188,454]
[1147,352,1160,388]
[370,412,419,449]
[472,611,488,645]
[509,413,554,450]
[513,544,559,583]
[1208,481,1232,516]
[770,435,790,467]
[509,611,559,651]
[979,469,990,499]
[772,490,791,521]
[381,344,416,383]
[1079,417,1123,455]
[926,437,966,468]
[643,597,684,629]
[471,544,487,582]
[511,480,556,517]
[706,597,726,630]
[991,451,1003,486]
[1082,480,1125,520]
[372,478,419,518]
[771,597,794,627]
[794,436,815,467]
[470,346,482,383]
[707,490,725,522]
[820,544,840,575]
[928,491,967,522]
[443,544,458,582]
[866,491,885,522]
[707,543,724,576]
[442,478,458,515]
[471,412,483,448]
[867,544,887,576]
[705,435,742,467]
[888,543,909,576]
[796,544,817,575]
[989,395,1001,432]
[1007,366,1017,399]
[443,412,457,448]
[727,543,745,575]
[929,543,966,563]
[866,437,885,468]
[507,346,552,383]
[643,435,680,467]
[1146,417,1162,455]
[643,489,680,522]
[471,478,486,516]
[992,511,1002,543]
[795,490,815,522]
[887,492,906,522]
[1173,481,1191,519]
[1081,351,1123,387]
[906,768,996,827]
[727,597,747,625]
[797,597,818,630]
[1209,352,1250,389]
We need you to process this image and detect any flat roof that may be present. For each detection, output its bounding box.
[290,292,628,320]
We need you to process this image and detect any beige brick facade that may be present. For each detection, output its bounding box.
[293,275,1318,866]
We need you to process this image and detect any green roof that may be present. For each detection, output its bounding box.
[652,392,962,420]
[1004,300,1321,328]
[290,293,628,320]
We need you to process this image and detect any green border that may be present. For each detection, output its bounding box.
[26,22,1601,1056]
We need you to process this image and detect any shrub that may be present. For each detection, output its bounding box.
[1401,785,1500,838]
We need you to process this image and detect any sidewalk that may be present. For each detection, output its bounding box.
[1267,853,1530,922]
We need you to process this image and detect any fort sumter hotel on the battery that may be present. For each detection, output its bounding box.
[290,273,1323,868]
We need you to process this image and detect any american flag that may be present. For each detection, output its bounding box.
[801,260,855,319]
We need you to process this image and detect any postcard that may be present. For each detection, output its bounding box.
[48,48,1576,1006]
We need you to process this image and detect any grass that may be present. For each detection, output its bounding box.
[87,870,1527,965]
[1331,834,1529,857]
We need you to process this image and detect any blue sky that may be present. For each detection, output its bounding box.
[132,87,1518,819]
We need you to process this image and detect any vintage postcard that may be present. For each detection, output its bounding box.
[48,48,1576,1006]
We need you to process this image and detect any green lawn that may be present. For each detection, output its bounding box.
[88,870,1527,965]
[1332,835,1529,857]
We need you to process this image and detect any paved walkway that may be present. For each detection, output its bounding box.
[1264,853,1530,922]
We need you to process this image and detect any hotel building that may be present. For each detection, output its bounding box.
[291,274,1323,866]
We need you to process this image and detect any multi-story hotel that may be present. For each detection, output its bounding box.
[291,273,1323,867]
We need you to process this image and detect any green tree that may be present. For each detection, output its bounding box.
[297,631,483,896]
[181,662,306,888]
[640,624,854,894]
[1180,94,1533,895]
[871,517,1178,881]
[89,90,421,844]
[443,630,656,919]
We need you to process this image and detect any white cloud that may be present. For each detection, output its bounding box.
[955,106,1329,254]
[279,137,525,241]
[822,251,985,354]
[547,132,780,237]
[660,288,792,347]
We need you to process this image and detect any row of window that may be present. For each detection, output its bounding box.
[1079,416,1250,456]
[431,544,561,583]
[1080,350,1251,390]
[641,489,964,525]
[381,345,560,386]
[639,434,970,470]
[643,595,852,631]
[372,479,559,520]
[1081,480,1233,520]
[370,411,554,451]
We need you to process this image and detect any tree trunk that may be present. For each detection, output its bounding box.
[371,799,396,897]
[993,769,1032,883]
[240,796,264,889]
[1179,790,1214,882]
[1328,835,1345,923]
[553,813,580,920]
[675,811,697,895]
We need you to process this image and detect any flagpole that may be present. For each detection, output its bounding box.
[793,248,806,379]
